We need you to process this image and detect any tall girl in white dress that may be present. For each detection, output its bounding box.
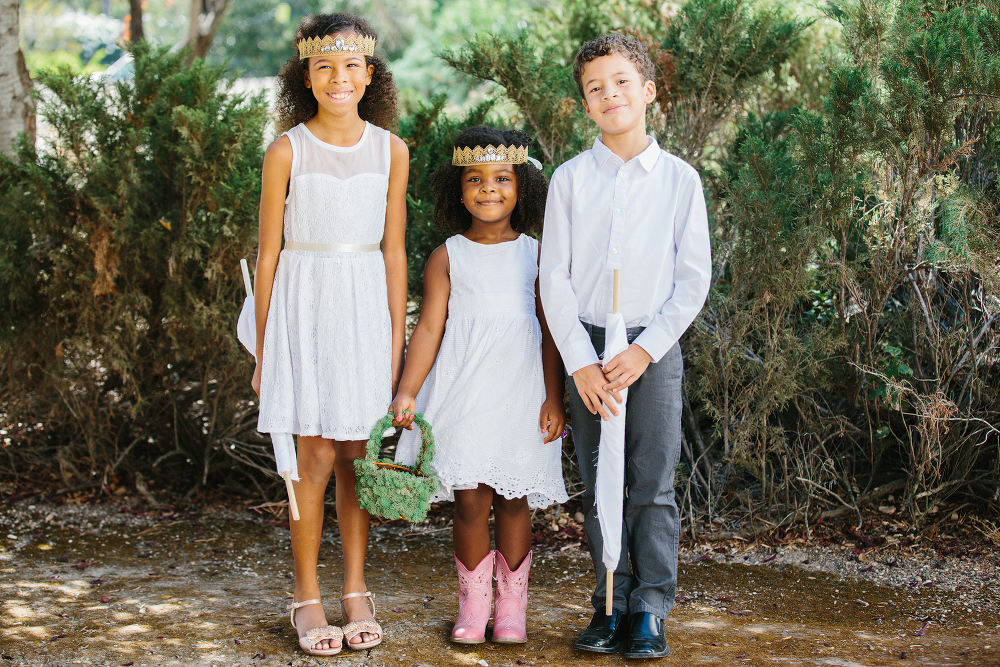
[252,14,408,656]
[391,126,568,645]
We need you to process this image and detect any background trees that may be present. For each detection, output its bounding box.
[2,0,998,527]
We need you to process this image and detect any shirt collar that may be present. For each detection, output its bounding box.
[591,135,661,172]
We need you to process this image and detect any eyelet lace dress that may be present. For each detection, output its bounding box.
[395,234,568,508]
[257,122,392,441]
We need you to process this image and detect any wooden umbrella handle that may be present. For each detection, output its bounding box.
[241,258,253,298]
[283,470,300,521]
[612,269,620,315]
[606,570,613,616]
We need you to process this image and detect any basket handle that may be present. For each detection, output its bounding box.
[365,412,435,475]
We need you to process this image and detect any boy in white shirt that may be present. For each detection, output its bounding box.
[539,33,712,659]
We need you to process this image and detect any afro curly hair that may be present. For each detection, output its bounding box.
[275,13,398,134]
[431,126,548,236]
[572,33,655,98]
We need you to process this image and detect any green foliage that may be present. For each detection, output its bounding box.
[400,95,498,299]
[354,413,438,523]
[0,43,267,492]
[440,30,591,167]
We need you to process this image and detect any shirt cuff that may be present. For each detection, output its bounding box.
[563,341,601,376]
[633,328,674,364]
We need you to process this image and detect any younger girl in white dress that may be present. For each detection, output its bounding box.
[391,126,568,645]
[253,13,408,656]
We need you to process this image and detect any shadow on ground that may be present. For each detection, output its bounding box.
[2,505,999,667]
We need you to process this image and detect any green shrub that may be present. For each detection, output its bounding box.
[0,43,267,495]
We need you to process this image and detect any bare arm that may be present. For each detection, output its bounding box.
[251,136,292,396]
[390,245,450,428]
[384,133,409,395]
[536,250,565,444]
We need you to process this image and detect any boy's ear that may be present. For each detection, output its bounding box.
[581,97,590,114]
[643,79,656,104]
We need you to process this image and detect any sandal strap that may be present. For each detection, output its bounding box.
[341,590,376,615]
[342,619,382,640]
[304,625,344,645]
[286,598,322,629]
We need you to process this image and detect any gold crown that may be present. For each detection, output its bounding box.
[452,144,530,167]
[297,34,376,59]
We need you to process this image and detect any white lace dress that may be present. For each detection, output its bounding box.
[395,234,568,508]
[257,122,392,441]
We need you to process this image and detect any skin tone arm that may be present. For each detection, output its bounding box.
[384,135,409,395]
[251,136,293,396]
[536,268,566,444]
[389,245,450,428]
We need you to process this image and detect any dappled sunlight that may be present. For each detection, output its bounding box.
[113,623,152,636]
[683,619,725,630]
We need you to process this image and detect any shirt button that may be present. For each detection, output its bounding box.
[611,248,619,255]
[618,172,625,179]
[615,208,621,214]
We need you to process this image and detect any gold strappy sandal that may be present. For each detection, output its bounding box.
[287,598,344,656]
[340,591,383,650]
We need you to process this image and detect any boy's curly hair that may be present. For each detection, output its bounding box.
[275,13,398,133]
[431,126,548,235]
[572,33,655,98]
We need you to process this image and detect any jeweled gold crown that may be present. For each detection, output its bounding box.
[297,34,376,59]
[452,144,530,166]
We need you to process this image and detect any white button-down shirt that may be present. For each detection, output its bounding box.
[539,135,712,374]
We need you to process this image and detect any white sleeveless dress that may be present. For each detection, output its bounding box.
[257,122,392,441]
[395,234,568,508]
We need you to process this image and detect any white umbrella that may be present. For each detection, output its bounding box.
[597,269,627,615]
[238,258,300,521]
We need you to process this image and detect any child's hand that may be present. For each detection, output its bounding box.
[389,394,416,429]
[572,363,620,420]
[251,360,262,397]
[539,397,566,444]
[602,343,652,401]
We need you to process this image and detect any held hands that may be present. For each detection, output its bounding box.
[602,343,652,403]
[572,363,620,421]
[539,397,566,444]
[389,393,417,430]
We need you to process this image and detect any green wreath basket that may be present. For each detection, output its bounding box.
[354,413,438,523]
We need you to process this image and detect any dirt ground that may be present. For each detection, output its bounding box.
[2,498,999,667]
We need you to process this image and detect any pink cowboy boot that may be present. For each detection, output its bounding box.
[492,550,531,643]
[451,551,494,644]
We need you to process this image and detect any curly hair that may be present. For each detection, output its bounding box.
[572,33,655,98]
[275,13,398,133]
[430,126,548,236]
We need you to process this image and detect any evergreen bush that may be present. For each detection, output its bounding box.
[0,43,267,495]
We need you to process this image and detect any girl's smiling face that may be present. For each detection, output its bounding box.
[304,33,374,114]
[460,163,518,227]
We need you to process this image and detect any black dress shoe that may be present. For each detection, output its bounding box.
[623,612,670,659]
[573,609,629,654]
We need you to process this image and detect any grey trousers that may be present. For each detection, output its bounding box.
[567,323,683,619]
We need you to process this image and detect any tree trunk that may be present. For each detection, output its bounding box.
[0,0,33,156]
[184,0,231,62]
[127,0,144,43]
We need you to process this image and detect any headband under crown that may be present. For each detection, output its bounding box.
[452,144,530,167]
[297,33,376,59]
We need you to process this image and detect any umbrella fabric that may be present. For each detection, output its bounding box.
[237,296,256,356]
[235,270,299,482]
[596,311,629,575]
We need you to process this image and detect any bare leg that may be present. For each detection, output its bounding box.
[493,492,531,570]
[332,439,379,646]
[453,484,494,569]
[290,435,339,651]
